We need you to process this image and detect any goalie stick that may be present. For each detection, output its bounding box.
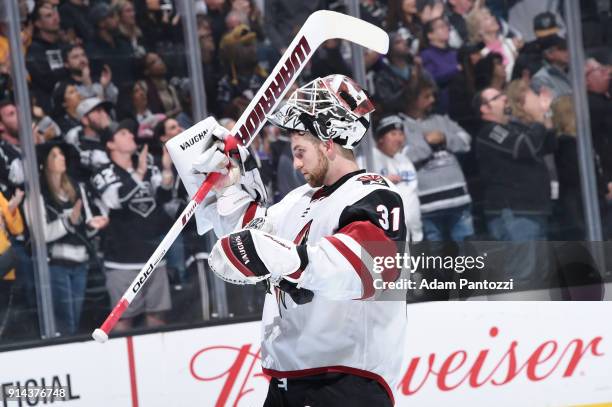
[92,10,389,343]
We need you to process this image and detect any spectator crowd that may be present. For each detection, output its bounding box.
[1,0,612,340]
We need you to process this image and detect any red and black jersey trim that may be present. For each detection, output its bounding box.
[220,230,269,278]
[327,221,400,299]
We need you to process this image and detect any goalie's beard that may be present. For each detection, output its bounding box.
[304,147,329,188]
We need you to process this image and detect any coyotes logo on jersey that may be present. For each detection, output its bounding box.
[356,174,388,187]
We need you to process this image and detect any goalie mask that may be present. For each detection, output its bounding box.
[267,75,375,149]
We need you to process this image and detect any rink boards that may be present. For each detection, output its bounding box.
[1,302,611,407]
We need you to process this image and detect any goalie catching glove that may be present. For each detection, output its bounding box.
[209,228,309,286]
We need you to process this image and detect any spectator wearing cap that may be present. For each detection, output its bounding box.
[420,17,460,114]
[508,3,565,43]
[34,141,108,335]
[466,7,522,81]
[511,11,560,81]
[373,28,418,114]
[51,82,81,134]
[366,115,422,242]
[445,0,475,48]
[91,120,174,331]
[142,52,182,118]
[85,1,136,90]
[65,97,113,181]
[401,74,473,242]
[530,35,571,99]
[62,44,119,105]
[26,2,69,112]
[58,0,94,43]
[216,24,267,117]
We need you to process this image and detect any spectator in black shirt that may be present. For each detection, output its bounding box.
[264,0,322,53]
[386,0,423,42]
[0,101,24,195]
[92,120,174,331]
[310,39,352,80]
[586,59,612,185]
[51,81,81,133]
[62,44,119,104]
[449,42,485,136]
[26,2,69,112]
[474,52,506,91]
[65,97,113,182]
[474,84,556,292]
[511,11,560,81]
[36,142,108,335]
[550,96,587,240]
[58,0,94,43]
[373,29,417,114]
[86,2,136,90]
[114,0,146,58]
[445,0,475,48]
[197,15,220,113]
[142,52,181,118]
[134,0,182,52]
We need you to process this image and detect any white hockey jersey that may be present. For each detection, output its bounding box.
[204,170,408,403]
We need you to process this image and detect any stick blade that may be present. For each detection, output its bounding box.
[307,10,389,55]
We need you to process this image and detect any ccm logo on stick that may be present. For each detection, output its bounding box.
[182,204,197,225]
[132,249,166,293]
[132,264,154,293]
[235,36,311,145]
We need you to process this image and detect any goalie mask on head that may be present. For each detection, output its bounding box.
[267,74,375,149]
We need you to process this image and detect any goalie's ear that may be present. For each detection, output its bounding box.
[166,117,219,199]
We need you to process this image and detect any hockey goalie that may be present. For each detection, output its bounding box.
[175,75,407,406]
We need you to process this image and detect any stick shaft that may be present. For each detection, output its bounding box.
[96,172,221,336]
